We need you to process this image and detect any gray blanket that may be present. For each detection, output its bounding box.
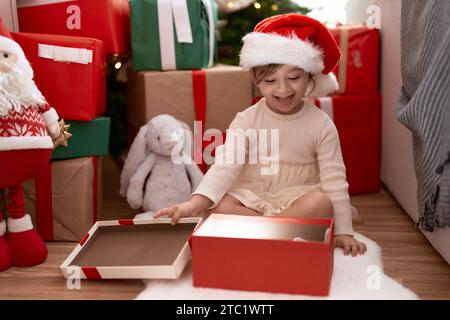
[396,0,450,231]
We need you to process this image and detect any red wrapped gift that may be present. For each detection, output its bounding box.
[328,26,379,95]
[314,95,381,194]
[191,214,334,296]
[16,0,130,56]
[23,157,102,242]
[12,32,106,121]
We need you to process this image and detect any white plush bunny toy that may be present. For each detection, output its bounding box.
[120,114,204,219]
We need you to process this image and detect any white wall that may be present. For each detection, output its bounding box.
[380,0,450,264]
[379,0,419,220]
[0,0,18,31]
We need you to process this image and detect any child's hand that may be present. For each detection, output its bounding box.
[334,235,367,256]
[154,201,198,224]
[154,195,212,225]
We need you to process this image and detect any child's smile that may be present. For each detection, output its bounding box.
[275,94,295,104]
[257,64,310,115]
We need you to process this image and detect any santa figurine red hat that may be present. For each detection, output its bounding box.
[240,13,341,97]
[0,18,69,271]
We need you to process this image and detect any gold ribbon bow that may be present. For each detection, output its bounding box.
[52,119,72,150]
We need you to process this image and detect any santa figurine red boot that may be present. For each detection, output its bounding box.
[0,18,69,271]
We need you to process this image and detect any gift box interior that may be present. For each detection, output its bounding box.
[194,214,330,241]
[61,218,201,279]
[191,214,334,296]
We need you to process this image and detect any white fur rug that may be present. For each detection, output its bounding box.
[136,233,419,300]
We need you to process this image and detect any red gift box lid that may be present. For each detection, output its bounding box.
[61,217,202,280]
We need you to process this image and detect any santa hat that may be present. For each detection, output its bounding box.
[240,13,341,97]
[0,18,25,60]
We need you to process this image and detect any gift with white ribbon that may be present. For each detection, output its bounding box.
[12,31,106,121]
[202,0,215,67]
[38,44,93,64]
[156,0,215,70]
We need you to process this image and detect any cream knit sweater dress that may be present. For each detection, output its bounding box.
[193,98,354,235]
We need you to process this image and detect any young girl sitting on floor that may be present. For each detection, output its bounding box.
[155,13,367,256]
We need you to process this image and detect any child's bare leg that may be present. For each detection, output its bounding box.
[278,191,333,218]
[206,195,261,216]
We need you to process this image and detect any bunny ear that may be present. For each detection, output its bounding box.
[178,120,192,134]
[177,120,195,157]
[119,124,149,197]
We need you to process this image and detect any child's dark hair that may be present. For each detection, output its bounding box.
[250,64,316,95]
[251,64,282,84]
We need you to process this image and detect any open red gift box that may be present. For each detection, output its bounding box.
[191,214,334,296]
[61,214,334,296]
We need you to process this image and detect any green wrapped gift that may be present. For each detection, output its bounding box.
[131,0,217,71]
[51,117,111,160]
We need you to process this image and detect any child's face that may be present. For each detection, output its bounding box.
[256,64,309,115]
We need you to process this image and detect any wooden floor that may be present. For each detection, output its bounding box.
[0,157,449,300]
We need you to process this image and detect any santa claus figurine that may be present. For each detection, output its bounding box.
[0,19,70,271]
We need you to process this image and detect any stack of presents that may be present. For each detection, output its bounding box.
[317,25,381,195]
[12,0,125,241]
[15,0,381,296]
